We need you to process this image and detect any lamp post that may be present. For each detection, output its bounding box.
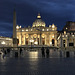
[30,39,34,48]
[50,42,52,46]
[1,41,6,48]
[34,41,38,45]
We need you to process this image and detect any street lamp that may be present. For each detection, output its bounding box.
[30,39,34,47]
[1,41,6,51]
[34,41,38,45]
[1,41,6,47]
[50,42,52,46]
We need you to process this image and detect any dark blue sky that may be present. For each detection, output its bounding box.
[0,0,75,37]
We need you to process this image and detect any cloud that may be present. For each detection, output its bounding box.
[0,21,13,37]
[0,0,75,37]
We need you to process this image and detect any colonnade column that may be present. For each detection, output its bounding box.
[67,36,69,47]
[36,35,38,45]
[19,34,21,45]
[21,32,22,46]
[74,38,75,47]
[28,34,30,45]
[45,35,46,45]
[24,34,26,45]
[40,33,42,45]
[60,33,63,47]
[49,34,50,46]
[55,35,57,47]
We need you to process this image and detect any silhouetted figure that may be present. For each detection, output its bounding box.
[1,48,6,59]
[15,52,18,57]
[41,47,45,57]
[46,48,49,58]
[4,50,7,55]
[7,48,10,53]
[20,48,22,55]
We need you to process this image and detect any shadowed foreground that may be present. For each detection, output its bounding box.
[0,51,75,75]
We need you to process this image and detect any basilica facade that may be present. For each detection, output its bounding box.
[16,14,58,47]
[16,13,75,48]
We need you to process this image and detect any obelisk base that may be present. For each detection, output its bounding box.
[13,38,17,47]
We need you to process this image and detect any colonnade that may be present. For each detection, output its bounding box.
[17,33,57,46]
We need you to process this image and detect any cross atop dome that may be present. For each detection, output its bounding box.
[37,13,41,19]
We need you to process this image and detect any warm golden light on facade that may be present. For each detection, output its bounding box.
[16,25,19,29]
[26,34,29,38]
[66,27,67,30]
[30,39,34,42]
[47,29,49,31]
[1,41,5,45]
[16,14,58,47]
[22,29,24,31]
[20,25,21,28]
[34,41,38,45]
[26,29,28,31]
[49,25,51,27]
[31,29,32,31]
[64,31,66,34]
[52,35,54,38]
[42,29,44,31]
[50,42,52,46]
[52,24,55,28]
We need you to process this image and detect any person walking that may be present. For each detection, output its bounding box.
[1,48,6,59]
[20,48,22,55]
[41,47,45,57]
[46,48,49,58]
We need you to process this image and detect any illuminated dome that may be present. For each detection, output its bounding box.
[32,13,46,27]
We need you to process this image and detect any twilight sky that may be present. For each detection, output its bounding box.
[0,0,75,37]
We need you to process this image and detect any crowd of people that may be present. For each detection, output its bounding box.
[0,48,11,59]
[0,47,50,59]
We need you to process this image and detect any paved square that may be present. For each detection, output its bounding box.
[0,50,75,75]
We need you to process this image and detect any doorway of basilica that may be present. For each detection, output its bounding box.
[26,38,28,45]
[52,39,55,46]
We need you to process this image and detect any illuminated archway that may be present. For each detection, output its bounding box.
[25,34,29,45]
[42,34,45,45]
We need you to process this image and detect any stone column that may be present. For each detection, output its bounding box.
[19,34,21,45]
[22,34,24,45]
[39,35,40,45]
[33,35,34,45]
[45,35,46,45]
[49,34,50,46]
[21,32,22,46]
[40,33,41,45]
[28,34,30,45]
[24,34,26,45]
[60,33,63,47]
[36,34,38,45]
[74,38,75,47]
[67,36,69,47]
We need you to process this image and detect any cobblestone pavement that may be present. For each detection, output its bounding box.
[0,50,75,75]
